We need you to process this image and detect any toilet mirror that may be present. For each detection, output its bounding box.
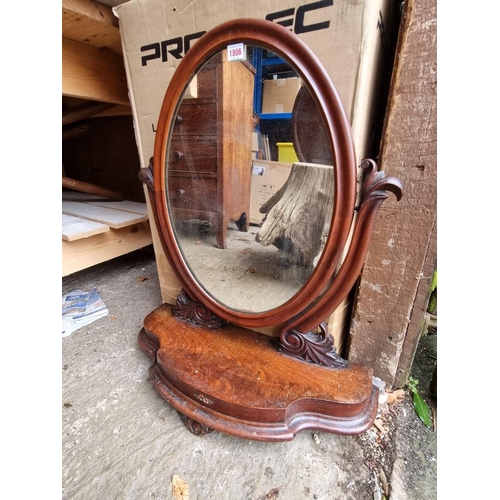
[166,48,334,313]
[151,18,358,329]
[138,18,403,441]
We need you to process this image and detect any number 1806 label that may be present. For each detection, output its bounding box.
[227,43,246,62]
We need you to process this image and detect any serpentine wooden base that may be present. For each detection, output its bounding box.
[139,303,378,442]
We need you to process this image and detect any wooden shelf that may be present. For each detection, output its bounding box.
[62,0,131,108]
[62,1,150,276]
[62,0,123,55]
[62,192,152,276]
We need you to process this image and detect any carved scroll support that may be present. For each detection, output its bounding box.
[173,289,224,329]
[358,158,403,205]
[276,321,347,368]
[283,158,403,337]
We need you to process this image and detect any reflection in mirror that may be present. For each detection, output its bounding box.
[165,45,333,313]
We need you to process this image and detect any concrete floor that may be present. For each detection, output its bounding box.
[62,246,437,500]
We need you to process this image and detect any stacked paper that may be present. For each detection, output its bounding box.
[62,289,109,337]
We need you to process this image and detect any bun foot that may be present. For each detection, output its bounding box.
[181,413,214,436]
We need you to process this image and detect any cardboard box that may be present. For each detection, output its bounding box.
[251,132,259,153]
[114,0,398,308]
[261,77,302,114]
[114,0,397,174]
[250,160,292,225]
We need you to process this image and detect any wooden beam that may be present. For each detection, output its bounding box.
[62,122,90,141]
[62,176,124,201]
[92,104,132,118]
[63,0,118,27]
[62,37,129,105]
[395,217,437,387]
[347,0,437,389]
[62,101,116,126]
[62,0,123,55]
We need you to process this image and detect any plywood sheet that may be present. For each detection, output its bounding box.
[86,200,149,216]
[62,200,148,229]
[62,214,110,241]
[62,191,149,215]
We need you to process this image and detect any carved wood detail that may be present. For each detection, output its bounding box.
[173,289,224,329]
[286,158,403,336]
[139,303,379,441]
[276,321,347,368]
[358,158,403,207]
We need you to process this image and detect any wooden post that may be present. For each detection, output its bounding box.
[347,0,437,389]
[62,176,124,201]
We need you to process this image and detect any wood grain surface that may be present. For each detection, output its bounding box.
[348,0,437,388]
[140,303,378,440]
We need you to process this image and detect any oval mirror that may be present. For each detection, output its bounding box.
[152,19,357,329]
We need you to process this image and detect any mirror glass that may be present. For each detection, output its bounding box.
[165,44,334,313]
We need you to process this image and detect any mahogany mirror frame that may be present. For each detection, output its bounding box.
[150,18,358,330]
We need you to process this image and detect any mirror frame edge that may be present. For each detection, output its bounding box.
[152,18,357,329]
